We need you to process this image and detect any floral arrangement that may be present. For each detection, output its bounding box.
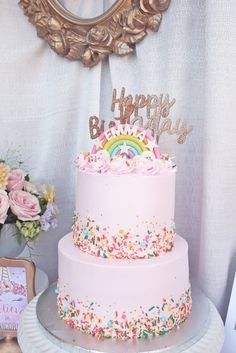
[0,159,58,242]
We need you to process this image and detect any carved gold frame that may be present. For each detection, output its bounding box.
[19,0,171,67]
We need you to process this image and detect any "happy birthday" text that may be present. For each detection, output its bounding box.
[89,87,193,144]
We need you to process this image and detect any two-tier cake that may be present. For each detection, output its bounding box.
[57,124,192,340]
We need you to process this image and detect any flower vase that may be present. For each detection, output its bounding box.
[0,223,27,257]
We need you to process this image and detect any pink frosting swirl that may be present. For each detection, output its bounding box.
[75,150,175,175]
[161,154,175,169]
[75,153,89,171]
[88,150,110,173]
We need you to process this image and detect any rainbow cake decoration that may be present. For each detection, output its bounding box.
[92,124,160,159]
[75,124,174,177]
[57,124,192,340]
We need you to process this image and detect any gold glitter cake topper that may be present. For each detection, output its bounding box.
[89,87,193,144]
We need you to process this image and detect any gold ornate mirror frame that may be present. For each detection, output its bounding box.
[19,0,171,67]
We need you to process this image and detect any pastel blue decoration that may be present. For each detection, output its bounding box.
[107,320,113,328]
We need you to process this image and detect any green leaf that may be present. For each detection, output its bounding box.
[5,211,17,224]
[24,174,30,181]
[38,197,47,214]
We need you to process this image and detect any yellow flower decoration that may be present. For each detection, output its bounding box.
[43,185,56,203]
[0,163,10,190]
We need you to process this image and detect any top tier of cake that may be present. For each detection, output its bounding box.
[73,124,176,260]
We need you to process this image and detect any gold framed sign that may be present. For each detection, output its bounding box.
[0,257,35,338]
[19,0,171,67]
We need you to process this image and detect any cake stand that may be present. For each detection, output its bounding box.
[17,283,224,353]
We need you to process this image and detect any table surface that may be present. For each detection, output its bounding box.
[18,294,225,353]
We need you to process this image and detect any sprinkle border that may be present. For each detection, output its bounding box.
[57,288,192,340]
[72,215,176,259]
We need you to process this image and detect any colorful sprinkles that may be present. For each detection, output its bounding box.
[57,288,192,340]
[72,215,176,259]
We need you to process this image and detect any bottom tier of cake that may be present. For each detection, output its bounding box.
[57,233,192,340]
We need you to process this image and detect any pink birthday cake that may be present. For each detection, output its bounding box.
[57,124,192,340]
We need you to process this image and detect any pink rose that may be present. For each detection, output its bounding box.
[7,169,25,191]
[0,190,9,224]
[9,190,41,221]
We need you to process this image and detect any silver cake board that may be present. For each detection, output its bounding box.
[36,283,210,353]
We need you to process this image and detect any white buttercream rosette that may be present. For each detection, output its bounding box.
[133,152,164,175]
[109,155,134,174]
